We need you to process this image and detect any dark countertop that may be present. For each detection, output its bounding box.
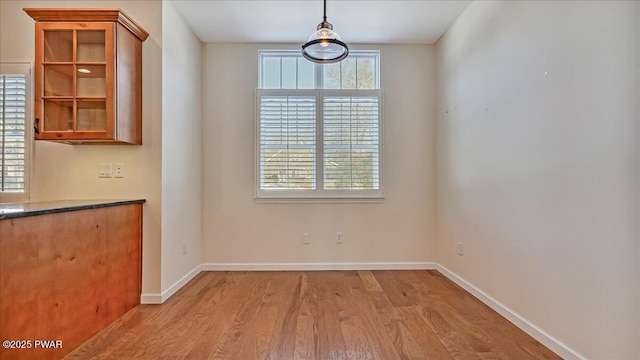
[0,199,146,220]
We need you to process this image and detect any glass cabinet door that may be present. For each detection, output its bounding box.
[39,23,111,137]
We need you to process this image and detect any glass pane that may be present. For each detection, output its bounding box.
[351,149,378,189]
[324,148,351,189]
[77,65,106,97]
[77,31,106,62]
[357,58,375,89]
[44,65,73,96]
[281,58,297,89]
[323,63,340,89]
[44,100,73,131]
[297,59,314,89]
[44,31,73,62]
[341,58,356,89]
[77,100,106,131]
[262,57,281,89]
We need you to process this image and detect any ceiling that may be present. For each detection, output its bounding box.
[171,0,472,44]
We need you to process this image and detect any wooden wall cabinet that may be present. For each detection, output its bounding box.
[24,8,149,145]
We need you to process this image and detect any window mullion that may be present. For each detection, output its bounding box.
[316,90,324,195]
[349,97,353,188]
[315,63,323,89]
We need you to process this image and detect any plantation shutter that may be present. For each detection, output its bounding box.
[258,94,316,190]
[0,74,27,193]
[323,95,380,190]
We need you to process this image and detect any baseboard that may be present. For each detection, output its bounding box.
[435,264,586,360]
[140,264,202,304]
[201,262,436,271]
[140,293,163,304]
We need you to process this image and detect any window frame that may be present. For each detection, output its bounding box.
[259,50,380,90]
[255,88,384,202]
[0,62,32,204]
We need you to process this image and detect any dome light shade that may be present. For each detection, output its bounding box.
[302,0,348,64]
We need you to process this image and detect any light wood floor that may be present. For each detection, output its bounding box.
[67,270,561,359]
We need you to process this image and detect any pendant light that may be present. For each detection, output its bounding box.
[301,0,349,64]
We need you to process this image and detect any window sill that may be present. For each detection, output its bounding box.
[255,196,384,204]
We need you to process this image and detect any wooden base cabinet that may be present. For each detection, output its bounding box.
[0,204,143,360]
[24,9,148,144]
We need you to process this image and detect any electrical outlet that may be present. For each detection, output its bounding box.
[98,163,112,178]
[457,242,463,256]
[303,233,310,244]
[114,163,124,178]
[336,232,343,244]
[182,241,188,255]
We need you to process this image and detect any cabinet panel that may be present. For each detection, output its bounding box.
[76,64,106,97]
[77,30,105,62]
[43,30,72,62]
[43,65,73,96]
[77,100,106,131]
[43,99,73,131]
[0,204,143,360]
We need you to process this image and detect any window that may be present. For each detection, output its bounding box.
[0,63,31,203]
[256,51,382,200]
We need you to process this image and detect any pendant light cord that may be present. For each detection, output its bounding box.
[323,0,327,22]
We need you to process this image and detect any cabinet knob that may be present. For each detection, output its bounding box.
[34,118,40,135]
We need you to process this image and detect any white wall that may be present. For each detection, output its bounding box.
[161,1,202,291]
[202,43,436,265]
[436,1,639,359]
[0,0,163,295]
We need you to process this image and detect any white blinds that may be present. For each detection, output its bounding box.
[323,96,380,190]
[259,95,316,190]
[0,74,27,193]
[257,90,382,197]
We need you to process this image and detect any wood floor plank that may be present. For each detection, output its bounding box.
[357,270,384,292]
[395,305,455,360]
[310,271,349,359]
[184,272,263,359]
[344,274,402,359]
[66,270,561,360]
[293,273,320,360]
[406,272,494,353]
[331,274,388,359]
[373,270,420,307]
[478,352,511,360]
[206,273,271,359]
[413,271,558,360]
[364,289,427,360]
[264,272,303,359]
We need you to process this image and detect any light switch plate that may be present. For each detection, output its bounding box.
[99,163,112,178]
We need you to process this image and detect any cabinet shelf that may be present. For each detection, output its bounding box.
[25,8,148,145]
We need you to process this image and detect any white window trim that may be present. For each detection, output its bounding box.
[0,62,32,204]
[255,89,384,202]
